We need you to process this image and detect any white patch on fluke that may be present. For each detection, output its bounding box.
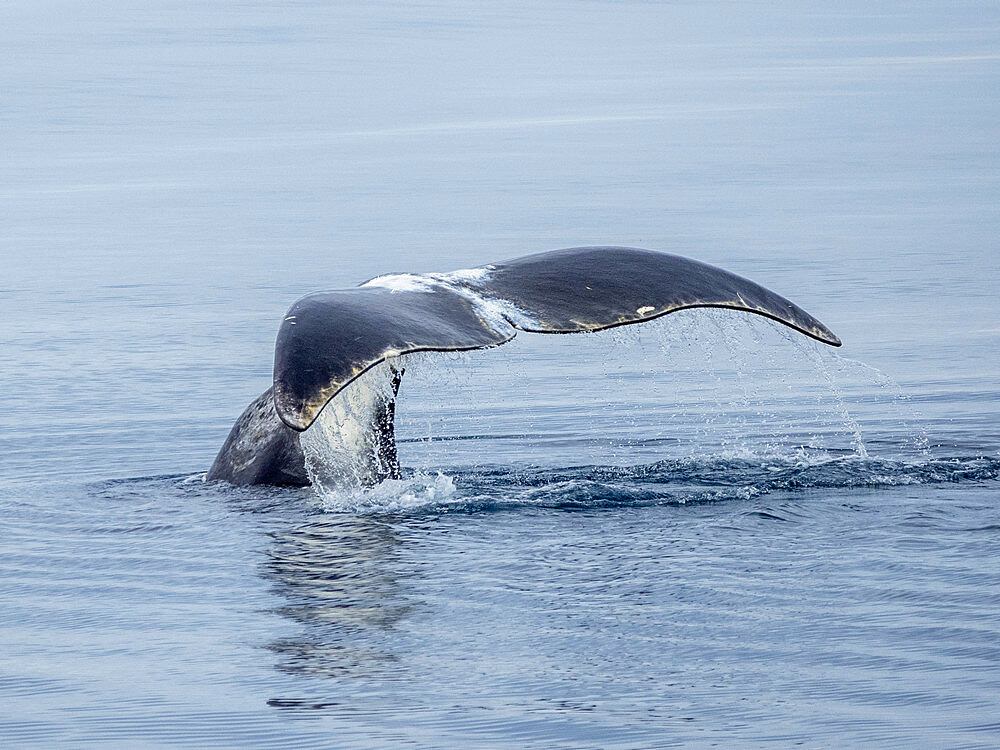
[361,266,537,334]
[362,273,438,293]
[362,265,494,294]
[636,305,655,316]
[439,264,495,283]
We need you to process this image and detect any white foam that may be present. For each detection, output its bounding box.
[313,472,457,513]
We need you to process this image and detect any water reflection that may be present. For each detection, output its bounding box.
[263,514,412,680]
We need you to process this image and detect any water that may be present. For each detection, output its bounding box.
[2,0,999,746]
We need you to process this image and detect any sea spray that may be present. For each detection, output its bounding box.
[311,472,458,514]
[300,308,938,507]
[300,359,405,492]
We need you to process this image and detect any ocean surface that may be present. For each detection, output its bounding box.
[2,1,999,747]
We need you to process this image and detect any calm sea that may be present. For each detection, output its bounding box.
[2,1,998,747]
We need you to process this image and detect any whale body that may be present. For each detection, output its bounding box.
[207,246,841,487]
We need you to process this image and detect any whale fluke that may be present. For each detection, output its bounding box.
[208,246,841,487]
[273,286,513,432]
[467,246,841,344]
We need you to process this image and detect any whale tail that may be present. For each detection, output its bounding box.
[211,246,842,487]
[273,246,840,432]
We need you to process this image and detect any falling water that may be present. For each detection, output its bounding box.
[298,309,940,513]
[299,360,402,491]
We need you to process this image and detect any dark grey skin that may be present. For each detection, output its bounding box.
[208,247,841,488]
[207,388,309,486]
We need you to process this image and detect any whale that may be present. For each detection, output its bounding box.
[207,246,841,487]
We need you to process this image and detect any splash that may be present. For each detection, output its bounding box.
[300,360,403,492]
[299,355,461,512]
[265,453,1000,516]
[311,471,457,514]
[294,307,963,513]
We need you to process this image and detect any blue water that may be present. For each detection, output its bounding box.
[2,1,999,747]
